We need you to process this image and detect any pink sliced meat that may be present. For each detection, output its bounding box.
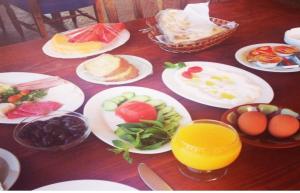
[15,76,66,91]
[6,101,62,119]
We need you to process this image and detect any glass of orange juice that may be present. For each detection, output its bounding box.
[171,119,242,181]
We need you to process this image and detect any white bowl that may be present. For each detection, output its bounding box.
[284,27,300,47]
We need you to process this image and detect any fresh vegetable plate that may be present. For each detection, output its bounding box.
[83,86,192,154]
[162,61,274,109]
[221,103,300,148]
[235,43,300,73]
[42,29,130,59]
[0,72,84,124]
[76,55,153,85]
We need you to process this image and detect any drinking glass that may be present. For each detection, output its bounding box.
[171,119,242,181]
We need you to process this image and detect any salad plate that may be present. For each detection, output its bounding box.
[0,148,20,190]
[235,43,300,73]
[221,103,300,149]
[76,55,153,85]
[42,29,130,59]
[83,86,192,154]
[35,180,137,190]
[0,72,84,124]
[162,61,274,109]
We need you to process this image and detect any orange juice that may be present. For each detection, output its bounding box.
[171,120,241,171]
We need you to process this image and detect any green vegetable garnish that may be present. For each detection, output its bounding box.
[164,61,186,69]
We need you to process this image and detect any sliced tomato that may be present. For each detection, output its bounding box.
[182,71,193,79]
[20,90,30,96]
[256,46,274,54]
[187,66,203,73]
[273,46,298,54]
[8,94,22,103]
[256,54,282,63]
[115,101,157,123]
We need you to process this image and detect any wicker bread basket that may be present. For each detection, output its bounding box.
[146,17,239,53]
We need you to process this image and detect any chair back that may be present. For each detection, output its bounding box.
[101,0,188,22]
[9,0,95,14]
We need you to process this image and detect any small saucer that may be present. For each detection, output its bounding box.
[0,148,21,190]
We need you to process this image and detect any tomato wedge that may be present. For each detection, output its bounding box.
[273,46,298,54]
[115,101,157,123]
[187,66,203,73]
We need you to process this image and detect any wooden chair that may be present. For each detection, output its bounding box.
[100,0,188,22]
[2,0,105,38]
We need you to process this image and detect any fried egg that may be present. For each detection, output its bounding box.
[175,65,261,106]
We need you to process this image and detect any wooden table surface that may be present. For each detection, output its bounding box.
[1,0,300,190]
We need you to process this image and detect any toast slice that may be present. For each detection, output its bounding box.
[84,54,139,81]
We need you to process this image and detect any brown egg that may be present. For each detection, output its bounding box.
[238,111,267,136]
[268,114,299,138]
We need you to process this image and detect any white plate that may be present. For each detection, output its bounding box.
[162,61,274,109]
[83,86,192,154]
[0,72,85,124]
[76,55,153,85]
[42,29,130,59]
[35,180,137,191]
[0,148,21,190]
[235,43,300,73]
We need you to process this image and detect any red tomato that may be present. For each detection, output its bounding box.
[8,94,22,103]
[20,90,30,96]
[257,54,282,63]
[187,66,203,73]
[273,46,298,54]
[115,101,157,123]
[182,71,193,79]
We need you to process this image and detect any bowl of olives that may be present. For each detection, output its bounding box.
[13,111,91,151]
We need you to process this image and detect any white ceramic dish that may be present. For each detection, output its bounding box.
[162,61,274,109]
[0,72,85,124]
[35,180,137,190]
[83,86,192,154]
[235,43,300,73]
[284,27,300,47]
[42,29,130,59]
[0,148,20,190]
[76,55,153,85]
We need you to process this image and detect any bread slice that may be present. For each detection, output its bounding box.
[105,65,139,82]
[84,54,122,77]
[84,54,139,81]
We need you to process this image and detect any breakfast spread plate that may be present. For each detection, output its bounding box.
[0,148,20,190]
[221,103,300,148]
[235,43,300,73]
[42,23,130,59]
[35,180,137,190]
[83,86,192,154]
[0,72,84,124]
[162,61,274,109]
[76,54,153,85]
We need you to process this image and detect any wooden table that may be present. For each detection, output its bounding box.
[1,0,300,190]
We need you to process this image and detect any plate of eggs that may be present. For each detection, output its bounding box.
[221,103,300,148]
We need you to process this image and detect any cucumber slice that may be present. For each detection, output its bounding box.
[163,110,179,118]
[122,92,135,100]
[129,95,151,102]
[102,100,118,111]
[156,103,167,110]
[147,99,165,107]
[258,104,278,115]
[159,106,173,115]
[111,96,126,105]
[281,108,299,117]
[237,105,257,114]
